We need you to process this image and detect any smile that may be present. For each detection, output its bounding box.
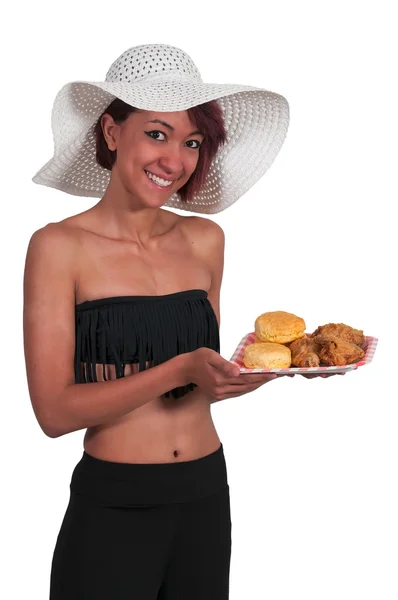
[144,170,176,188]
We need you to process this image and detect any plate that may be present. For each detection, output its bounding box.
[229,332,378,375]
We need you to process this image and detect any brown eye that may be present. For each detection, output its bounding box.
[186,140,201,149]
[145,130,166,141]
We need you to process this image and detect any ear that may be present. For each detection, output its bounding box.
[101,113,120,152]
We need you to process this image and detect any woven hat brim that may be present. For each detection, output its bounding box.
[32,79,289,214]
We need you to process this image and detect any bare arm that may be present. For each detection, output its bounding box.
[186,217,225,404]
[23,224,190,439]
[50,356,189,437]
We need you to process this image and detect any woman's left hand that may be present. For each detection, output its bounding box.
[221,372,279,399]
[299,372,346,379]
[274,372,346,379]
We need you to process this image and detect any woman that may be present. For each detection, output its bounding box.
[23,44,289,599]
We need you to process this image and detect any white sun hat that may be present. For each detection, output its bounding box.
[32,43,290,214]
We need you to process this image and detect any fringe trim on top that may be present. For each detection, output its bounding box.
[74,289,220,400]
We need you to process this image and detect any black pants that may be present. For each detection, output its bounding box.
[50,443,232,599]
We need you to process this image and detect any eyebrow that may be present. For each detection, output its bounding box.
[145,119,204,137]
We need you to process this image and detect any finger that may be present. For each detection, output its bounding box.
[220,383,272,399]
[240,371,296,379]
[207,357,239,378]
[220,375,271,385]
[238,373,278,383]
[301,373,340,379]
[220,377,277,393]
[242,374,278,384]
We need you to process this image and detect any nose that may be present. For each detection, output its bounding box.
[157,144,184,177]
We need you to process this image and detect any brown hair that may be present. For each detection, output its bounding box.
[94,98,227,202]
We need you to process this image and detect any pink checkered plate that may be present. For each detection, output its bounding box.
[229,332,378,375]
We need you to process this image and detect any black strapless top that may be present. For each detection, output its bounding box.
[74,289,220,399]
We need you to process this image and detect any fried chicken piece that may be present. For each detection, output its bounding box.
[289,336,321,367]
[313,335,365,366]
[312,323,365,347]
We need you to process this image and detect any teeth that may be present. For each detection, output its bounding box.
[145,171,174,187]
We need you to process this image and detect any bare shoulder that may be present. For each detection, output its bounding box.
[24,221,78,303]
[179,215,225,259]
[28,220,78,250]
[179,216,225,327]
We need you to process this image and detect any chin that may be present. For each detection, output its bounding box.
[142,193,173,208]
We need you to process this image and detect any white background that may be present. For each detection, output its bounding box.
[1,0,397,598]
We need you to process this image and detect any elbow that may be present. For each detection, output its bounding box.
[45,427,65,439]
[41,415,81,438]
[33,393,73,438]
[36,408,67,438]
[40,420,65,438]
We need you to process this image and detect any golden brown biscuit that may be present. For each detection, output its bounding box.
[255,311,306,344]
[243,342,292,369]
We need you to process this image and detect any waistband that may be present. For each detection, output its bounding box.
[70,443,228,506]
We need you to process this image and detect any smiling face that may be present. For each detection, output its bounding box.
[101,109,204,207]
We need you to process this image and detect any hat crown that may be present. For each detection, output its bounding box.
[105,44,203,84]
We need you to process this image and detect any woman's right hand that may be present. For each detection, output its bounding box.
[181,347,278,402]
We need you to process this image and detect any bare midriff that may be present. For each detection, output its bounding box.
[82,359,221,464]
[66,207,221,465]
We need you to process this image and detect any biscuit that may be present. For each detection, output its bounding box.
[255,311,306,344]
[243,342,292,369]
